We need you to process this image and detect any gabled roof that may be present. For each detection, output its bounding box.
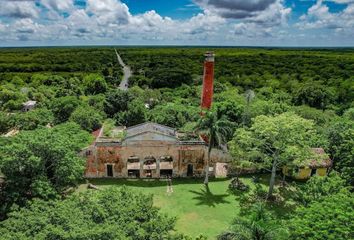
[295,148,332,168]
[308,148,332,168]
[123,130,178,142]
[120,122,179,143]
[125,122,177,139]
[288,148,332,169]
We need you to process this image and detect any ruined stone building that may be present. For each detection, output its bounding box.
[83,122,231,178]
[83,52,232,178]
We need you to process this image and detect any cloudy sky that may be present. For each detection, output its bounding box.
[0,0,353,46]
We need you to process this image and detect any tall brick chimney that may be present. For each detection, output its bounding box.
[201,52,215,110]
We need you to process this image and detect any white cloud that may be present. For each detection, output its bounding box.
[0,1,40,18]
[0,0,351,46]
[13,18,40,34]
[41,0,74,12]
[248,0,291,26]
[66,9,94,37]
[0,21,6,32]
[86,0,131,25]
[182,11,225,35]
[228,0,291,39]
[192,0,291,39]
[0,0,292,44]
[296,0,354,34]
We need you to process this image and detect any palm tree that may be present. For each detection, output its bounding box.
[217,203,288,240]
[195,110,233,185]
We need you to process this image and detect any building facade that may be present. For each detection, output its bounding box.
[282,148,332,180]
[83,122,231,178]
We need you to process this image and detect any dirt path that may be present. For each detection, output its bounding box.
[115,48,132,90]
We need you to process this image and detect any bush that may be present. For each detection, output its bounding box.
[228,178,249,193]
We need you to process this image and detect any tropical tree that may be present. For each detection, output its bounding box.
[10,108,54,130]
[230,112,320,199]
[149,102,199,128]
[104,89,133,117]
[0,187,184,240]
[50,96,81,124]
[327,117,354,185]
[194,110,233,185]
[293,81,336,110]
[288,191,354,240]
[115,99,148,127]
[218,203,288,240]
[0,123,92,219]
[69,105,103,131]
[83,73,108,95]
[294,172,349,206]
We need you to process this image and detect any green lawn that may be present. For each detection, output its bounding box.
[78,176,284,239]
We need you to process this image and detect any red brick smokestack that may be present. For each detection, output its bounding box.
[201,52,215,110]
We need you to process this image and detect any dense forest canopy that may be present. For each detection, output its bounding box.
[0,47,353,239]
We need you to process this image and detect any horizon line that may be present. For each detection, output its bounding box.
[1,44,354,49]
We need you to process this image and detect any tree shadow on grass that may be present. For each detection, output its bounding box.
[189,184,230,207]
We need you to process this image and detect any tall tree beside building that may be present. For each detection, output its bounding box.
[0,123,92,219]
[230,112,320,199]
[195,111,233,185]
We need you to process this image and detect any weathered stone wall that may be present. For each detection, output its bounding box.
[84,140,232,178]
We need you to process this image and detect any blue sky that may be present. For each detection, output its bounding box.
[0,0,353,46]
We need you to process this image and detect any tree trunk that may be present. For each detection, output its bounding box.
[204,143,212,186]
[204,151,210,186]
[267,157,277,200]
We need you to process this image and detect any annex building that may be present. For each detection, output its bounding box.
[83,122,231,178]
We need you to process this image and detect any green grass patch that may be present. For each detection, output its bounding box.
[79,178,238,238]
[78,175,294,239]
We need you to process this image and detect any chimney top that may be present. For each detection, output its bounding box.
[204,52,215,62]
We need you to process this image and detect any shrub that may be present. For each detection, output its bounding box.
[228,178,249,193]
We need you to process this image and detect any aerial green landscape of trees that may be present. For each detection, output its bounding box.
[0,47,353,239]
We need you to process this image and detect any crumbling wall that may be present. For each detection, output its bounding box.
[92,145,124,177]
[84,140,232,178]
[210,149,232,163]
[178,146,205,176]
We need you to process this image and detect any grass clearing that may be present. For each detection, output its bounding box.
[78,176,288,239]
